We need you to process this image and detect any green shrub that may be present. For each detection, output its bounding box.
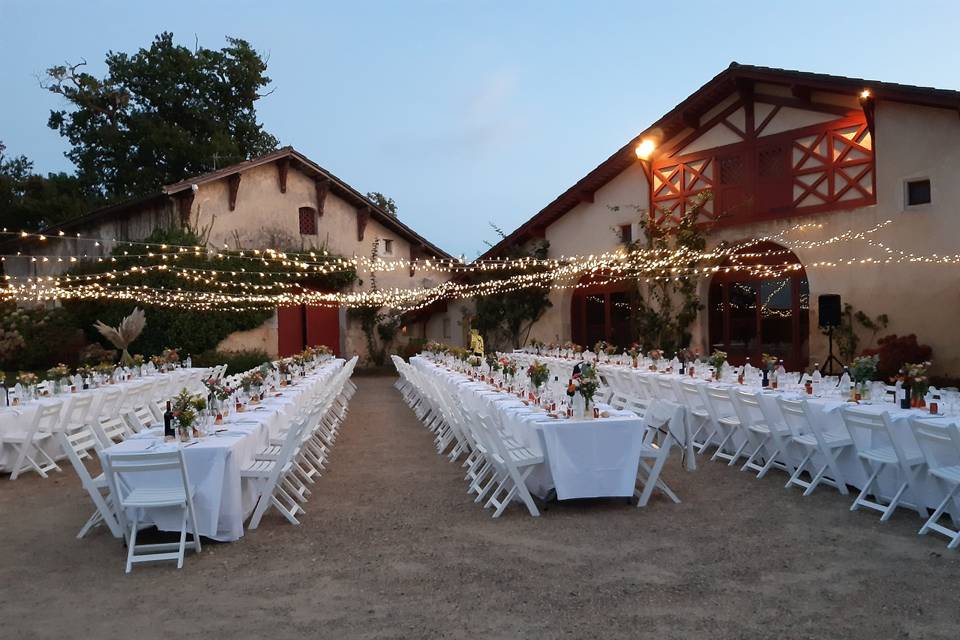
[192,348,270,375]
[0,304,86,370]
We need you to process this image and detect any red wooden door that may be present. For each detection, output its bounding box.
[277,305,306,357]
[305,305,340,356]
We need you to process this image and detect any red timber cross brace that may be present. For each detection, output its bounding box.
[177,190,194,226]
[356,205,371,241]
[276,157,289,193]
[649,81,876,228]
[314,178,330,217]
[227,173,241,211]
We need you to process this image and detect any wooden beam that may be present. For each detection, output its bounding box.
[357,205,370,242]
[409,242,425,277]
[314,178,330,217]
[681,109,699,130]
[859,94,877,139]
[177,191,194,226]
[754,93,853,117]
[227,174,241,211]
[579,190,595,204]
[276,157,289,193]
[790,84,812,102]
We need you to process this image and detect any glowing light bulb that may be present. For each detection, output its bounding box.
[635,139,656,160]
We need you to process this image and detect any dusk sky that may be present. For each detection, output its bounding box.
[2,1,958,258]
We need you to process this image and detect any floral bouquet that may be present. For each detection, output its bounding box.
[708,350,728,379]
[95,362,116,376]
[150,354,167,368]
[241,370,265,393]
[171,388,208,438]
[16,371,38,386]
[850,355,878,384]
[162,348,180,364]
[577,363,600,408]
[485,353,501,371]
[527,360,550,390]
[649,349,663,362]
[594,340,607,355]
[605,344,618,356]
[761,353,778,371]
[204,378,233,401]
[131,354,145,367]
[76,365,94,379]
[46,363,71,381]
[499,357,517,378]
[906,361,932,399]
[466,354,483,368]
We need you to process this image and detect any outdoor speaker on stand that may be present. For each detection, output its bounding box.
[818,294,843,375]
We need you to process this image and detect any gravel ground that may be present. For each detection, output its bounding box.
[2,375,958,639]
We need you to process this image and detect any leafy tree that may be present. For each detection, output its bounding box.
[366,191,398,217]
[0,141,96,231]
[612,191,712,354]
[474,225,552,350]
[44,32,278,201]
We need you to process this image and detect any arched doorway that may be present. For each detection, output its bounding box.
[708,242,809,370]
[570,275,635,348]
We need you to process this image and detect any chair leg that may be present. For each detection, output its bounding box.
[177,507,188,569]
[125,514,139,574]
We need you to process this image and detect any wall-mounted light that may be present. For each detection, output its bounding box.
[634,139,656,160]
[859,89,872,100]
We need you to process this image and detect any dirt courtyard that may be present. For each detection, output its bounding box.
[2,375,958,639]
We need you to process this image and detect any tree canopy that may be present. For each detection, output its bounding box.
[45,32,278,201]
[366,191,398,217]
[0,141,97,232]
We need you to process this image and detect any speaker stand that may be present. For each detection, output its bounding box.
[822,325,844,376]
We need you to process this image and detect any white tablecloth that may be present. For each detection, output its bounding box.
[0,369,208,473]
[594,363,959,514]
[412,357,648,500]
[98,360,343,541]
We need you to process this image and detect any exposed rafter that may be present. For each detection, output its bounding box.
[227,174,241,211]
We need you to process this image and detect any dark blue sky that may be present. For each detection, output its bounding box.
[2,1,957,257]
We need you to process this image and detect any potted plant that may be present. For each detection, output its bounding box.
[850,355,878,400]
[906,361,932,408]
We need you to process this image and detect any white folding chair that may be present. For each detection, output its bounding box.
[8,401,63,480]
[56,425,123,538]
[909,418,960,549]
[841,407,925,521]
[103,449,201,573]
[244,415,310,528]
[701,386,743,464]
[677,379,711,453]
[635,400,681,507]
[778,397,852,496]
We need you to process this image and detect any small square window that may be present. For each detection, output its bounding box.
[299,207,317,235]
[619,224,632,244]
[383,239,394,255]
[906,179,931,206]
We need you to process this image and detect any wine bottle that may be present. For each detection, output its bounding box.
[164,401,175,439]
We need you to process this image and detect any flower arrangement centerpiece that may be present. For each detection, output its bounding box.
[761,353,778,371]
[570,363,600,417]
[648,349,663,371]
[529,338,544,355]
[95,361,116,380]
[150,354,167,369]
[594,340,607,359]
[906,361,932,407]
[46,363,72,393]
[499,357,517,379]
[161,348,180,371]
[850,355,878,399]
[241,370,266,401]
[466,354,483,369]
[275,360,292,385]
[131,354,145,369]
[708,350,728,381]
[16,371,38,387]
[605,344,618,357]
[626,342,641,367]
[485,353,501,372]
[76,364,94,380]
[171,388,207,440]
[527,360,550,394]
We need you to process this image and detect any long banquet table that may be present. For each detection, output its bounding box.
[98,358,344,541]
[515,353,958,514]
[411,356,658,501]
[0,368,208,473]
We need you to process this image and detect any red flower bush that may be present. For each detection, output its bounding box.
[861,334,933,380]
